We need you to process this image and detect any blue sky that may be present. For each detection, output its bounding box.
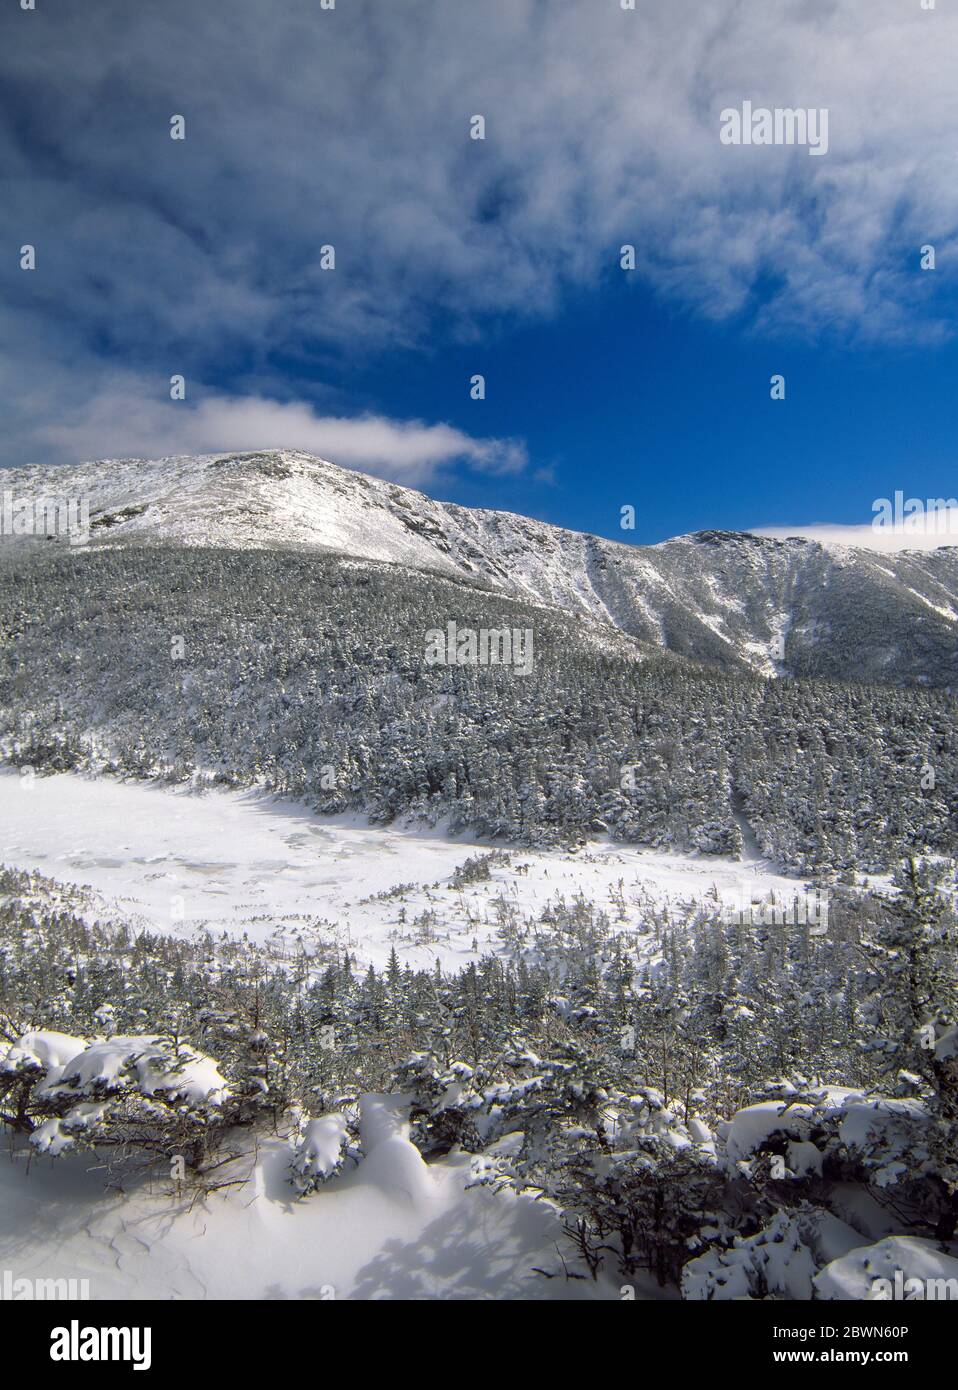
[333,273,958,545]
[2,0,957,546]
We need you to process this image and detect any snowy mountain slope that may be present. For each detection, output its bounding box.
[7,449,958,684]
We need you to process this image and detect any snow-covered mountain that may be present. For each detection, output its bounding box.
[8,449,958,684]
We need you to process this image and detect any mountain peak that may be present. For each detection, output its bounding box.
[684,529,779,547]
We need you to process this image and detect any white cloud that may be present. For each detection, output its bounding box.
[753,517,958,553]
[33,384,526,486]
[4,1,958,354]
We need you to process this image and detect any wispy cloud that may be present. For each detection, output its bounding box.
[32,383,526,485]
[754,518,958,554]
[2,0,957,470]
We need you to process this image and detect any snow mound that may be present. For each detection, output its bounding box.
[720,1101,816,1161]
[2,1029,88,1078]
[358,1094,436,1207]
[815,1237,958,1300]
[45,1036,229,1106]
[683,1210,864,1301]
[4,1029,228,1107]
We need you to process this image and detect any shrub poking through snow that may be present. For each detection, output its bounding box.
[391,1053,484,1157]
[450,852,512,889]
[289,1109,355,1194]
[0,1029,230,1166]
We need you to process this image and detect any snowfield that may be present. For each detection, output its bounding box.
[0,1093,635,1301]
[0,768,808,970]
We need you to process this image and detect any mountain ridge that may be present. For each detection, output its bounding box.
[4,449,958,686]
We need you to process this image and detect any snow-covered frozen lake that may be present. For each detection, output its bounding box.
[0,768,804,969]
